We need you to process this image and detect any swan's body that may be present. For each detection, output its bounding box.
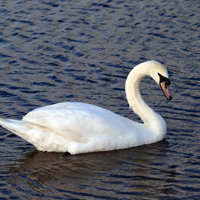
[0,61,172,155]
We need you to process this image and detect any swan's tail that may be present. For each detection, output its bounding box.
[0,117,47,149]
[0,118,32,140]
[0,117,69,152]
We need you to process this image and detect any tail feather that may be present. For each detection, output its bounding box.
[0,117,69,152]
[0,118,31,139]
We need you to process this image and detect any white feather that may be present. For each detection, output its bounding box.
[0,60,171,154]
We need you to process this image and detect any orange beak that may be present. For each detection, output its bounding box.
[160,81,172,101]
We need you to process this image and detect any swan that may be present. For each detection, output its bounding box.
[0,60,172,155]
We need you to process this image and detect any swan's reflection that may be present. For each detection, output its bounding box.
[9,140,168,181]
[8,140,178,198]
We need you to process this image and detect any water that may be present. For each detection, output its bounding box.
[0,0,199,199]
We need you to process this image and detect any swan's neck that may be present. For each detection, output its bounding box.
[125,64,166,134]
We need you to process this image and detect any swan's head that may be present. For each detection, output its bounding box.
[147,60,172,101]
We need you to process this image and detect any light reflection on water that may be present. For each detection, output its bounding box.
[0,0,199,199]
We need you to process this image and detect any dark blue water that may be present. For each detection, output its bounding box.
[0,0,199,199]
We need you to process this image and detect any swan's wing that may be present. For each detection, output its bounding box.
[22,102,128,143]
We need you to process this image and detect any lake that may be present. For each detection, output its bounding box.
[0,0,199,199]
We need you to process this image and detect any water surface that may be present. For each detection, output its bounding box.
[0,0,199,199]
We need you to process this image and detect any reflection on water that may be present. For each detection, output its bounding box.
[5,139,200,199]
[0,0,200,199]
[8,141,175,199]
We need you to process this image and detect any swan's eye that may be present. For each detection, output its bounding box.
[158,73,170,85]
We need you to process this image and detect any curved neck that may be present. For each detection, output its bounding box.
[125,64,166,133]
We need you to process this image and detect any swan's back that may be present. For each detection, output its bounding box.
[23,102,139,141]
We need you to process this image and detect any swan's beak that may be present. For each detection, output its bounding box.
[160,81,172,101]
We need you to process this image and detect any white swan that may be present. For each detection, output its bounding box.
[0,60,172,155]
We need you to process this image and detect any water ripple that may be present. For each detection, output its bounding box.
[0,0,199,199]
